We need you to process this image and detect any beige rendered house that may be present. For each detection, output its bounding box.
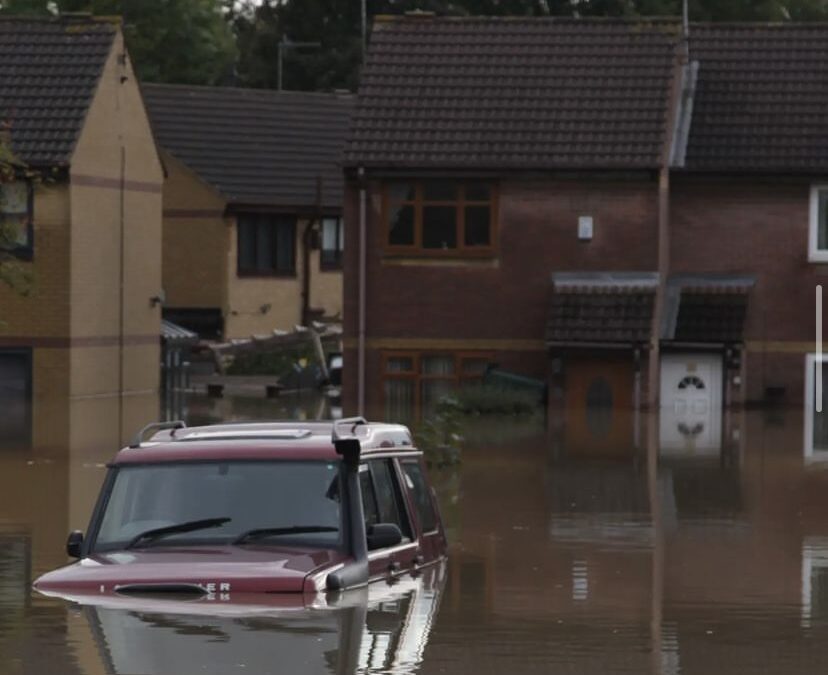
[143,84,353,340]
[0,15,163,451]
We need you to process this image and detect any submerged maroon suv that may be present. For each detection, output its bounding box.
[34,418,447,603]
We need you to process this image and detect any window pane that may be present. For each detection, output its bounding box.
[370,460,410,538]
[322,217,338,251]
[401,461,438,533]
[464,206,491,246]
[422,206,457,249]
[388,204,415,246]
[256,218,275,271]
[321,217,343,267]
[359,467,380,528]
[388,183,416,202]
[384,378,415,425]
[421,355,454,375]
[0,182,28,215]
[423,181,457,201]
[275,217,295,272]
[465,183,491,202]
[819,191,828,251]
[238,218,257,272]
[386,356,414,373]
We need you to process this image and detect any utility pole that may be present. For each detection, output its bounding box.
[361,0,367,59]
[277,39,322,91]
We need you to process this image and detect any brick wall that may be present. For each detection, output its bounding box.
[68,30,163,397]
[161,151,228,311]
[671,176,820,403]
[343,173,659,415]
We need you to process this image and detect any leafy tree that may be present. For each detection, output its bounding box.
[230,0,828,93]
[1,0,237,85]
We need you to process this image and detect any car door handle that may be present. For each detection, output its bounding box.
[388,561,401,574]
[412,555,424,567]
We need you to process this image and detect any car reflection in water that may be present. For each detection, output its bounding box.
[67,563,445,675]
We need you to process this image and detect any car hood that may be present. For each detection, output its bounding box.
[33,546,348,596]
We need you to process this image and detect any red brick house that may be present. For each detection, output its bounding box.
[342,16,828,450]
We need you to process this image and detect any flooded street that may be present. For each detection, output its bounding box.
[3,399,828,674]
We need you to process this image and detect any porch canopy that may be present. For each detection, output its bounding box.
[545,272,754,350]
[661,274,754,344]
[546,272,658,349]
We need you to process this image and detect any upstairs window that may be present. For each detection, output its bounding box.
[384,181,496,256]
[320,216,343,270]
[0,181,33,260]
[237,214,296,276]
[809,185,828,262]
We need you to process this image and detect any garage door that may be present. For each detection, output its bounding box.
[659,353,723,455]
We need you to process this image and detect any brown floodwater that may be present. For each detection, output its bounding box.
[2,396,828,674]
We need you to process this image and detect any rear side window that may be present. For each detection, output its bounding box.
[401,460,438,533]
[371,459,411,539]
[359,466,380,527]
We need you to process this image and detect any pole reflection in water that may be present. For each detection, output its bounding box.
[72,565,445,675]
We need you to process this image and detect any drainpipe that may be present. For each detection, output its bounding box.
[649,167,670,409]
[357,168,367,416]
[301,176,323,327]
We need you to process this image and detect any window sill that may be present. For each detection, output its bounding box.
[236,270,297,279]
[382,255,499,269]
[319,263,343,273]
[809,252,828,264]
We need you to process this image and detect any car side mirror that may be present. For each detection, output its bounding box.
[66,530,84,559]
[366,523,403,551]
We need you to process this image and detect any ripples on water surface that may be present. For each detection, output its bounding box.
[2,399,828,674]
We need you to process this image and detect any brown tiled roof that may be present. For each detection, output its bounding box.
[686,24,828,171]
[546,273,657,346]
[0,16,115,167]
[346,16,680,170]
[143,84,354,210]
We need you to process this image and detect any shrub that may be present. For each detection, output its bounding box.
[446,384,541,416]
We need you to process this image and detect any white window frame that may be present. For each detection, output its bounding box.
[808,185,828,262]
[804,353,828,462]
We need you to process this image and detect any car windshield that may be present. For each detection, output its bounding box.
[93,461,341,551]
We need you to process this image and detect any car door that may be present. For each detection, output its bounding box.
[398,458,446,567]
[360,460,419,581]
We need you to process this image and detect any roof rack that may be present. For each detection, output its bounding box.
[129,421,186,448]
[127,419,415,452]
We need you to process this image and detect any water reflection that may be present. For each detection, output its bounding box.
[76,567,444,675]
[7,404,828,673]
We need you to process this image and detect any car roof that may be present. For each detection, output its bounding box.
[113,421,419,465]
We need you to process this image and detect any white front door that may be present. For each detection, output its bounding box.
[659,353,723,455]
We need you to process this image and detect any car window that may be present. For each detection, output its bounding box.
[359,465,380,527]
[94,461,341,551]
[370,459,412,539]
[401,460,438,533]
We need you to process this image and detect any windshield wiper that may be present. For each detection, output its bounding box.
[125,517,232,550]
[232,526,338,546]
